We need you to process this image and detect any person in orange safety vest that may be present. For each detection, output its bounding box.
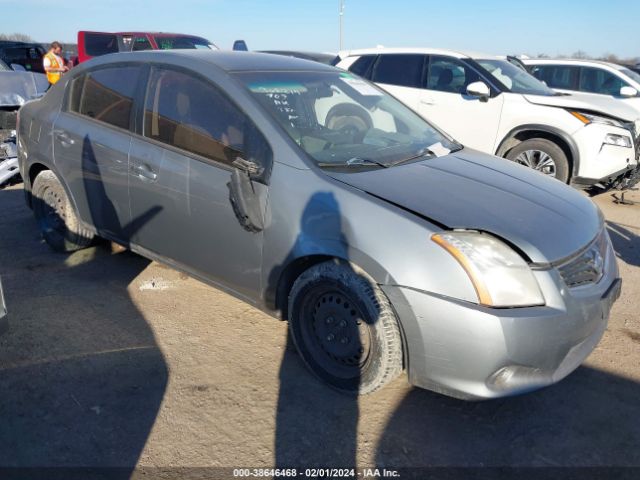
[43,41,68,86]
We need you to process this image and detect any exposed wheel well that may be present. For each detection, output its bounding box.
[29,163,50,186]
[497,130,574,175]
[27,163,51,208]
[273,254,335,321]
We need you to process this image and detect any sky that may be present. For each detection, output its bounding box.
[3,0,640,58]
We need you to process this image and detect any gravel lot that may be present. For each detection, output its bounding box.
[0,182,639,472]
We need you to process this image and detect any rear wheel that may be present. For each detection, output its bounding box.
[288,261,403,395]
[506,138,570,183]
[32,170,94,252]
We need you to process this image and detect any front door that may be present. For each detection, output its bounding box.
[53,65,143,240]
[128,66,272,300]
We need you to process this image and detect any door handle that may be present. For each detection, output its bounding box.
[132,164,157,181]
[420,97,436,106]
[55,131,75,146]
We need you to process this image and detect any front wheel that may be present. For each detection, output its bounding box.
[32,170,94,252]
[288,261,403,395]
[506,138,570,183]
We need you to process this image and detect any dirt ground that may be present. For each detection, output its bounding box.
[0,181,639,472]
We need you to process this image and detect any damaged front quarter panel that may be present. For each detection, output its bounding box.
[0,70,48,108]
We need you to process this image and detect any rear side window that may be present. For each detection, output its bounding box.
[84,33,119,57]
[530,65,579,90]
[579,67,627,95]
[71,66,141,130]
[371,54,425,88]
[348,55,376,78]
[143,68,271,169]
[427,56,480,93]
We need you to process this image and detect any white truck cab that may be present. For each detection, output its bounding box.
[336,48,640,189]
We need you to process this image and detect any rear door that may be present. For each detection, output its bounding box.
[367,54,426,111]
[128,66,272,300]
[418,55,504,152]
[53,64,143,240]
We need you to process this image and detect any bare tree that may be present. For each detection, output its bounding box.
[571,50,588,59]
[0,33,34,42]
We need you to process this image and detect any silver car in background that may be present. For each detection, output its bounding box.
[17,51,621,399]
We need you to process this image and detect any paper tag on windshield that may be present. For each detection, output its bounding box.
[428,142,451,157]
[340,75,383,96]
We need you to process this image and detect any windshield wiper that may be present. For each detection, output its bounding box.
[387,147,437,167]
[317,157,389,168]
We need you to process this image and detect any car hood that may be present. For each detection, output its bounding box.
[0,71,48,108]
[523,93,638,122]
[327,149,602,264]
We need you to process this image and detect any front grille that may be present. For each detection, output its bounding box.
[558,231,608,288]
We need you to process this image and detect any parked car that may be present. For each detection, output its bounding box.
[524,59,640,114]
[0,63,48,138]
[335,48,640,190]
[18,50,621,399]
[0,41,46,73]
[76,31,218,64]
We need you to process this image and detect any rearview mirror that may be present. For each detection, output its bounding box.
[466,81,490,99]
[620,86,638,98]
[10,63,26,72]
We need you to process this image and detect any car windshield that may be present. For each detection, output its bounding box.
[235,70,460,170]
[476,59,557,96]
[155,36,216,50]
[0,59,9,71]
[621,67,640,85]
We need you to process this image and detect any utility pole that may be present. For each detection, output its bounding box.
[339,0,345,52]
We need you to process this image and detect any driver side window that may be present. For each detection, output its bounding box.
[143,67,272,171]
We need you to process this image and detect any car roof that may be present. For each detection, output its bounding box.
[339,47,497,60]
[522,58,627,71]
[88,50,337,73]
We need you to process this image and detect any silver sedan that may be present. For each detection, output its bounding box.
[17,50,621,398]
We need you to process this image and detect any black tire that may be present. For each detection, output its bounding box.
[288,261,403,395]
[505,138,570,183]
[32,170,94,252]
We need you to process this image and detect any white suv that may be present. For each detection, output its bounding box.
[335,48,640,189]
[524,59,640,115]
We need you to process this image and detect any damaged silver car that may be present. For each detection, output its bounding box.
[0,60,47,186]
[17,51,621,399]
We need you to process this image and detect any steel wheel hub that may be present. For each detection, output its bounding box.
[514,149,557,177]
[310,291,371,368]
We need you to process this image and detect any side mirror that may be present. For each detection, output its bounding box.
[10,63,26,72]
[620,86,638,98]
[466,81,491,99]
[228,157,265,232]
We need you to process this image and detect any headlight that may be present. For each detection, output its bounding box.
[604,133,632,148]
[432,231,544,308]
[569,110,624,128]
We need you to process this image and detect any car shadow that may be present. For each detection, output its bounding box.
[374,365,640,468]
[606,220,640,267]
[273,192,373,469]
[0,166,167,473]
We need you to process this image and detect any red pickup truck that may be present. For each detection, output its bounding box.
[77,31,217,64]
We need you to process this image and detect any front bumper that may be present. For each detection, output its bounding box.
[382,236,620,400]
